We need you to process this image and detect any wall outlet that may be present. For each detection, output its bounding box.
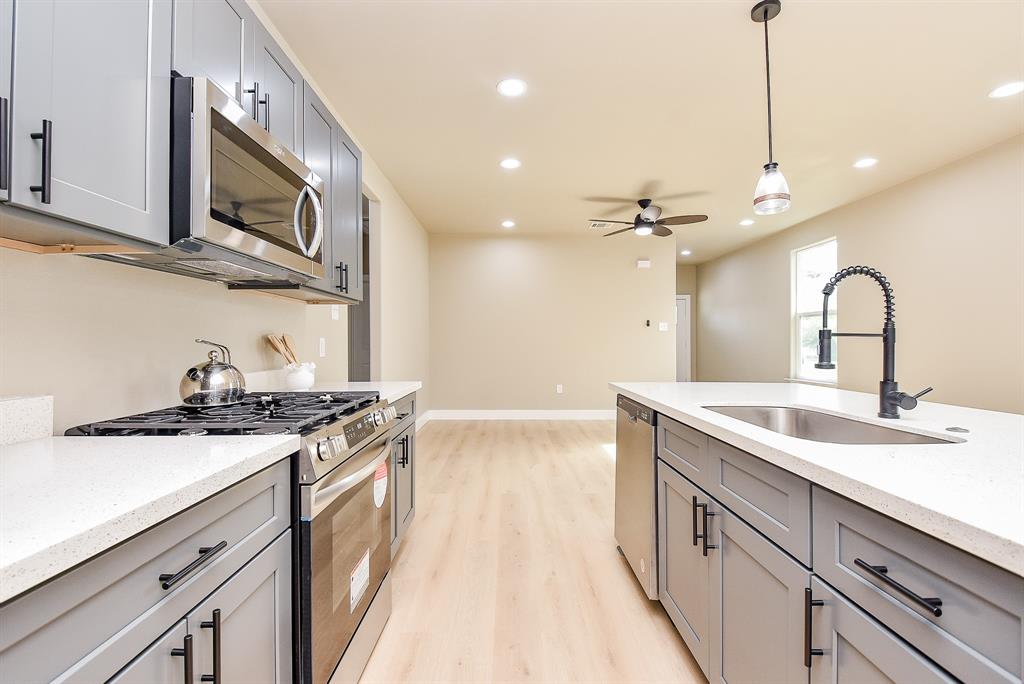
[658,321,669,332]
[319,337,327,357]
[331,305,340,321]
[556,384,563,394]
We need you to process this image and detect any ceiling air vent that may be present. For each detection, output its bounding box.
[589,221,611,230]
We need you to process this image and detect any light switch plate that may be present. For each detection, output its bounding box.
[331,305,340,321]
[658,322,669,332]
[319,337,327,357]
[556,384,563,394]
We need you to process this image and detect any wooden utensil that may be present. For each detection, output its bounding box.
[282,333,300,365]
[266,334,295,365]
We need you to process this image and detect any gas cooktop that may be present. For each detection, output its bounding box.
[65,391,380,437]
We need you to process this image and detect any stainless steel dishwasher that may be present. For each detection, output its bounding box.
[613,394,658,599]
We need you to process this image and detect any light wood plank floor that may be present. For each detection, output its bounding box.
[360,420,704,683]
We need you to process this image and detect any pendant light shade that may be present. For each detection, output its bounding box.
[753,162,790,215]
[751,0,790,215]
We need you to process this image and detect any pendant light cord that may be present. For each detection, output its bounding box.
[764,6,773,164]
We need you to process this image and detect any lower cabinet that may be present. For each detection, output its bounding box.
[187,530,292,683]
[391,421,416,555]
[809,577,956,683]
[656,461,711,676]
[709,501,809,684]
[108,620,188,684]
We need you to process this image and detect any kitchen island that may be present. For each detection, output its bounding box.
[612,381,1023,684]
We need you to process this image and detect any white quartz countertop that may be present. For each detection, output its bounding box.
[311,381,421,404]
[0,434,298,604]
[610,382,1024,577]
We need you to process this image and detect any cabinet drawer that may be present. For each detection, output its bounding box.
[0,460,290,683]
[657,415,710,489]
[706,438,810,566]
[390,393,416,434]
[813,486,1024,684]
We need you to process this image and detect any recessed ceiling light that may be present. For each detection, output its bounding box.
[680,249,692,256]
[988,81,1024,98]
[853,157,878,169]
[501,220,516,229]
[500,158,521,169]
[497,78,527,97]
[739,219,755,226]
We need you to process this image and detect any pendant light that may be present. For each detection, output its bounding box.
[751,0,790,215]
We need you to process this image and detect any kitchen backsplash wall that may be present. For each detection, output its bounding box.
[0,248,349,433]
[696,135,1024,414]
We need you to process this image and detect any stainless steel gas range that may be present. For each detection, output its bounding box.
[67,391,398,684]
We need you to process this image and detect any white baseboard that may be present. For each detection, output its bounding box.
[418,409,615,425]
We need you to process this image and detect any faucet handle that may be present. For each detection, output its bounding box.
[896,386,933,411]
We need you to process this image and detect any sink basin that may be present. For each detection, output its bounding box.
[703,406,956,445]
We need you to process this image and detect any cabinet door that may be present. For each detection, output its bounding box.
[809,578,957,684]
[332,125,363,301]
[656,461,711,677]
[172,0,255,117]
[302,83,338,294]
[188,530,292,684]
[395,427,416,541]
[0,0,11,203]
[109,620,189,684]
[709,502,809,684]
[253,24,302,156]
[9,0,171,244]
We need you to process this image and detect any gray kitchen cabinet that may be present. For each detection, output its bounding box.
[188,530,293,683]
[809,577,956,683]
[657,415,710,489]
[333,124,364,301]
[393,423,416,549]
[7,0,171,244]
[0,0,11,203]
[254,23,303,155]
[108,620,189,684]
[172,0,255,117]
[302,83,338,294]
[656,460,711,677]
[709,500,810,684]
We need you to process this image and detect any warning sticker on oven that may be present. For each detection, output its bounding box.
[373,462,388,508]
[350,548,370,613]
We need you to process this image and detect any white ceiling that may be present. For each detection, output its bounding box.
[257,0,1024,263]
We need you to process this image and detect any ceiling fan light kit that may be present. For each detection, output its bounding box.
[751,0,791,216]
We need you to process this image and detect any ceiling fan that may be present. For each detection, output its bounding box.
[593,199,708,237]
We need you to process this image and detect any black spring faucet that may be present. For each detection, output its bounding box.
[815,266,932,419]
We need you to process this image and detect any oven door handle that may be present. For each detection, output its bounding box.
[310,438,390,518]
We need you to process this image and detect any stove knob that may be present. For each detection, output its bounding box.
[331,435,346,451]
[317,439,332,461]
[373,411,383,426]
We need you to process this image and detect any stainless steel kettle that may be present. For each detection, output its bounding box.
[180,339,247,406]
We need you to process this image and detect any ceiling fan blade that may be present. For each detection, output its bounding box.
[652,225,673,237]
[589,219,634,225]
[638,180,661,198]
[658,214,709,226]
[583,196,640,204]
[602,226,635,237]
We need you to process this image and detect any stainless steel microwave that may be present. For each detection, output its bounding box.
[164,75,326,282]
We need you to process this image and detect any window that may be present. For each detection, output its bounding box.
[792,238,837,382]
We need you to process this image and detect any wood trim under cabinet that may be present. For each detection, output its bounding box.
[0,237,147,255]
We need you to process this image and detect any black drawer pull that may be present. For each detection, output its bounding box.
[200,608,222,683]
[29,119,52,204]
[158,540,227,590]
[170,633,194,683]
[803,588,824,667]
[259,91,270,132]
[854,558,943,617]
[0,96,9,191]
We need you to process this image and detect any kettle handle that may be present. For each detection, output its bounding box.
[195,338,232,365]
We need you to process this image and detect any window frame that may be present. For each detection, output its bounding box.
[790,237,838,384]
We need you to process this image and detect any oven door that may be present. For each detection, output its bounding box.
[180,77,326,279]
[299,435,392,684]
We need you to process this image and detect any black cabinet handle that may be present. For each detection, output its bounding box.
[699,503,717,557]
[158,540,227,590]
[0,96,8,191]
[853,558,943,617]
[399,435,410,467]
[336,262,349,292]
[803,587,825,667]
[171,633,194,684]
[243,82,259,120]
[29,119,52,204]
[259,91,270,132]
[200,608,222,683]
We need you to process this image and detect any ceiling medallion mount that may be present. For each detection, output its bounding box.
[751,0,791,216]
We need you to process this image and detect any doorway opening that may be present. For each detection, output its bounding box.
[676,295,692,382]
[347,195,372,380]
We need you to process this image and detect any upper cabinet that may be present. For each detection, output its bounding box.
[6,0,172,244]
[333,125,363,301]
[1,0,11,204]
[254,23,303,156]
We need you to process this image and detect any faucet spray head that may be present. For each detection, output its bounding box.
[815,329,836,369]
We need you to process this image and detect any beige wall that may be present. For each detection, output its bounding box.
[676,264,698,380]
[0,248,350,432]
[697,136,1024,414]
[429,234,676,410]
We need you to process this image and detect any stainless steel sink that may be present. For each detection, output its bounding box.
[703,406,956,445]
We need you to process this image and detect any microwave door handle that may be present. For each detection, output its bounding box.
[305,188,324,258]
[293,185,311,257]
[310,439,390,517]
